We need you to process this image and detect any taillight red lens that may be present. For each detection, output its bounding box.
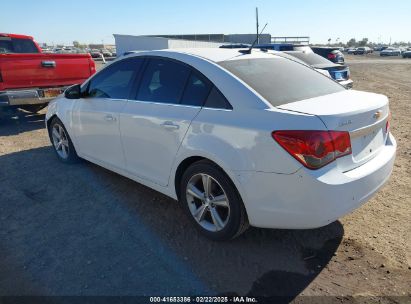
[328,53,337,59]
[272,130,352,170]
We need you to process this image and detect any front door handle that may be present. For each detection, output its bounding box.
[104,114,116,122]
[161,121,180,130]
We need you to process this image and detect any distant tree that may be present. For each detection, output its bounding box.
[73,41,80,48]
[358,38,369,46]
[347,38,356,47]
[328,38,332,45]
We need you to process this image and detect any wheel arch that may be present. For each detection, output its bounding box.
[46,113,79,153]
[172,155,249,222]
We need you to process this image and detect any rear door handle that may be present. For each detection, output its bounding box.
[104,114,116,122]
[161,121,180,130]
[41,61,56,68]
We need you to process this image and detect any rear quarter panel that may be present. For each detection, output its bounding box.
[171,107,327,178]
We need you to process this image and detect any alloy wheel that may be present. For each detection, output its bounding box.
[186,173,230,232]
[51,124,70,159]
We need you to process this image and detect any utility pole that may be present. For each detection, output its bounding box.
[256,7,260,44]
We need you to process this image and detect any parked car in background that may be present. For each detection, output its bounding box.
[283,51,353,88]
[89,49,102,58]
[311,47,345,64]
[347,48,357,54]
[354,47,373,55]
[101,49,113,57]
[41,47,53,53]
[374,46,388,52]
[380,47,401,56]
[402,48,411,58]
[0,33,96,113]
[46,48,396,240]
[53,47,63,53]
[256,43,312,53]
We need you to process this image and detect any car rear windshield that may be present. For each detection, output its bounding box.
[0,37,39,54]
[219,58,344,106]
[284,51,332,65]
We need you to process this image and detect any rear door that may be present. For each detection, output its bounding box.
[120,57,212,186]
[71,57,143,170]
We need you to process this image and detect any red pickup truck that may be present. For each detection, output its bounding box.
[0,33,96,113]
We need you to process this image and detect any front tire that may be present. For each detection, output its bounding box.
[180,160,249,241]
[48,117,79,164]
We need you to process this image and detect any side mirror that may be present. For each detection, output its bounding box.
[64,84,81,99]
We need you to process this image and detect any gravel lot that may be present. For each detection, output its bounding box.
[0,55,410,301]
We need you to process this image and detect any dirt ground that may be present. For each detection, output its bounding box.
[0,55,410,302]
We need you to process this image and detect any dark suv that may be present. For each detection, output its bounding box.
[311,47,345,64]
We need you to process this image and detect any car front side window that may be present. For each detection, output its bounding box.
[86,58,143,100]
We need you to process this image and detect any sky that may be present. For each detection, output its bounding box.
[1,0,410,45]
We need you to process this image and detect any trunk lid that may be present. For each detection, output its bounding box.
[278,90,390,171]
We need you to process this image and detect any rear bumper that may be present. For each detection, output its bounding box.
[0,87,66,107]
[236,134,396,229]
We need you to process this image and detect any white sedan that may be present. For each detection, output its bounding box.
[46,48,396,240]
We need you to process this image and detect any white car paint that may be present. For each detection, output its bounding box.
[46,48,396,229]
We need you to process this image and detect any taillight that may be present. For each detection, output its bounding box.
[272,130,352,170]
[328,53,337,59]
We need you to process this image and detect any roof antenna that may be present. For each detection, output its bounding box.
[240,22,268,54]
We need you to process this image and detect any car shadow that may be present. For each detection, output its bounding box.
[0,145,343,299]
[0,109,46,136]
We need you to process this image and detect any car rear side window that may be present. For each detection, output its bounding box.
[219,58,344,106]
[204,87,232,109]
[87,58,143,99]
[137,58,191,104]
[181,72,212,107]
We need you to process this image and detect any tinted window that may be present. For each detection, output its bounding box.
[87,58,143,99]
[284,51,333,65]
[137,58,190,104]
[0,37,39,54]
[204,87,231,109]
[181,72,212,106]
[219,58,344,106]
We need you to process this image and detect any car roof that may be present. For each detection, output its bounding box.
[126,48,284,63]
[0,33,34,40]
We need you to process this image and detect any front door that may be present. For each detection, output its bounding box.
[72,57,144,170]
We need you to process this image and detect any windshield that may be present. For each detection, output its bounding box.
[0,37,39,54]
[219,58,345,106]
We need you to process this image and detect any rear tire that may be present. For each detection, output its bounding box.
[180,160,249,241]
[48,117,79,164]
